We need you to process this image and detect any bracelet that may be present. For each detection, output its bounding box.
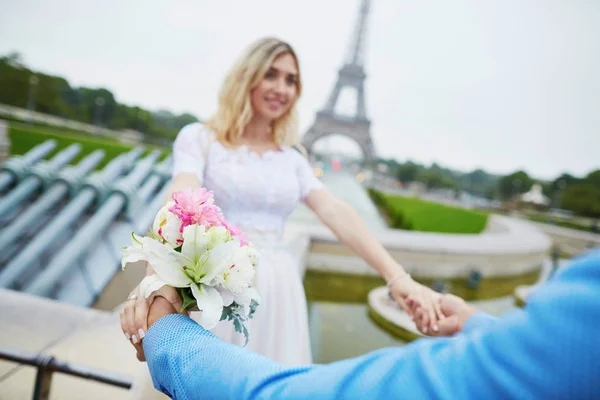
[386,271,411,288]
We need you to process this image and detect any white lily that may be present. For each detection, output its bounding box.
[152,202,184,247]
[178,225,243,328]
[121,234,189,287]
[122,225,244,329]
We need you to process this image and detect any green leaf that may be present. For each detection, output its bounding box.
[233,318,243,334]
[249,299,259,319]
[242,324,249,346]
[177,287,196,312]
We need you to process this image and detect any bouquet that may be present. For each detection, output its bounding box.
[121,188,260,344]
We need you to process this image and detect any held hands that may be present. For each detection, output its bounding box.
[119,281,184,361]
[407,293,477,337]
[388,273,444,334]
[134,297,178,362]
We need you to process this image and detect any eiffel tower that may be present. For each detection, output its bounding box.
[302,0,376,161]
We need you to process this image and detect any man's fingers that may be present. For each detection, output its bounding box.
[133,341,146,362]
[396,296,410,314]
[434,295,444,321]
[412,307,425,332]
[412,307,424,323]
[440,294,466,317]
[437,315,461,336]
[406,296,422,315]
[427,303,437,332]
[417,301,430,334]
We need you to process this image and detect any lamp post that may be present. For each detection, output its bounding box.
[94,97,105,127]
[512,178,522,210]
[26,75,39,123]
[554,179,567,209]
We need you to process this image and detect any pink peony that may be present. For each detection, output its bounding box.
[169,188,224,231]
[222,220,249,246]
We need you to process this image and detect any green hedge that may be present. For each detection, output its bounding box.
[368,189,488,234]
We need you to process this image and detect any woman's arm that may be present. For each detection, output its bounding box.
[305,189,403,283]
[305,189,442,326]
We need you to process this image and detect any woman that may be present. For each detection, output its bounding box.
[122,37,442,396]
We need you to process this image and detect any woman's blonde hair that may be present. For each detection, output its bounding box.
[205,37,302,147]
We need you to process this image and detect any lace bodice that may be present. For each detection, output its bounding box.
[171,123,324,236]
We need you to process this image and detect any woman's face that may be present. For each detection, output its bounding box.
[250,52,299,121]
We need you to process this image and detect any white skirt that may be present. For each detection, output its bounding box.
[129,230,312,399]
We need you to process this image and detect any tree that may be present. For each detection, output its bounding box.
[550,173,579,195]
[497,170,534,200]
[396,162,421,183]
[460,168,498,197]
[583,170,600,188]
[485,187,497,200]
[0,53,200,139]
[418,170,456,190]
[561,184,600,217]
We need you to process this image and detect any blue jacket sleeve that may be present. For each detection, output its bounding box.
[144,256,600,400]
[462,311,497,333]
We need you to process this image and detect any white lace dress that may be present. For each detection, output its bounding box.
[130,122,324,398]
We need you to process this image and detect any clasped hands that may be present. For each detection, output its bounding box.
[407,293,477,337]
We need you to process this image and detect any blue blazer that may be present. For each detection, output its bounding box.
[143,249,600,399]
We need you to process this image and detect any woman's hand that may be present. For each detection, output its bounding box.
[119,283,184,361]
[408,294,477,337]
[389,276,444,334]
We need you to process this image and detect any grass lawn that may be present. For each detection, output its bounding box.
[7,123,170,170]
[370,190,489,234]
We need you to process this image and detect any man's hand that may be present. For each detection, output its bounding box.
[408,293,477,337]
[120,282,183,361]
[133,297,178,362]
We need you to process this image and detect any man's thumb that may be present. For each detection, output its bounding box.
[437,315,461,336]
[440,294,466,317]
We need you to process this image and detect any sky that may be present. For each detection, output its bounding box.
[1,0,598,180]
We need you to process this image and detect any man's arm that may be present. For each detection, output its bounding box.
[144,258,600,399]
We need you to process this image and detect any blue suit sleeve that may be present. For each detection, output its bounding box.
[144,256,600,400]
[462,311,497,333]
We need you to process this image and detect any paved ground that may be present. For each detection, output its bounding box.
[0,289,144,400]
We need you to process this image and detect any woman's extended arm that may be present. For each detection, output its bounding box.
[305,189,442,329]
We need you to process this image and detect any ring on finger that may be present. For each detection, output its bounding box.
[127,294,138,301]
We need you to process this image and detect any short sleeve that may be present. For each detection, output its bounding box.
[294,151,325,200]
[172,123,209,180]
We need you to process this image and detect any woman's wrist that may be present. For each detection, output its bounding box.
[386,270,411,288]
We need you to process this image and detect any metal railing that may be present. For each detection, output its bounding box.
[0,347,132,400]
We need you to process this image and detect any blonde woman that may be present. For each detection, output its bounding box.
[122,37,443,396]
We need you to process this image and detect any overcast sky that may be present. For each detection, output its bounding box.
[1,0,598,180]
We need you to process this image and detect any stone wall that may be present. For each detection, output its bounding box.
[289,214,551,281]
